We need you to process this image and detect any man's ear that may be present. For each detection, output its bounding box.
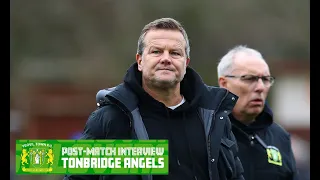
[186,58,190,66]
[136,53,142,71]
[218,77,227,88]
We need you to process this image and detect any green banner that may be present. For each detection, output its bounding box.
[16,140,168,175]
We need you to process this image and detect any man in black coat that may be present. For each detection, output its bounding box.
[217,45,298,180]
[64,17,244,180]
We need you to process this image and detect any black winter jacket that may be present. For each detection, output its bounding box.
[64,63,244,180]
[230,104,298,180]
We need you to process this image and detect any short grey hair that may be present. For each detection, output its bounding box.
[217,45,265,78]
[137,17,190,59]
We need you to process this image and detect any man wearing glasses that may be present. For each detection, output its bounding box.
[217,45,298,180]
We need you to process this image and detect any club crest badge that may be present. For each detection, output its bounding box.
[19,142,54,172]
[266,146,282,166]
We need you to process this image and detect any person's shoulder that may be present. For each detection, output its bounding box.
[204,84,238,99]
[85,102,129,133]
[204,84,225,92]
[83,103,130,139]
[268,122,291,139]
[199,84,238,111]
[90,103,128,123]
[203,84,229,99]
[96,83,139,112]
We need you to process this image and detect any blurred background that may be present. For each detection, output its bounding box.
[10,0,310,180]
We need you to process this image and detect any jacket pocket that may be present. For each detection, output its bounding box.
[219,138,237,179]
[221,138,235,148]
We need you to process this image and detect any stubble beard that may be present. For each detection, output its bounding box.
[150,77,178,90]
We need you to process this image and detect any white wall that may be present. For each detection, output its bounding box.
[271,74,310,128]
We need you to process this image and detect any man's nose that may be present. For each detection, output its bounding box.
[254,79,265,92]
[160,51,172,64]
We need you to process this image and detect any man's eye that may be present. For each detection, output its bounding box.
[261,77,272,82]
[152,50,161,54]
[241,76,257,81]
[171,52,181,56]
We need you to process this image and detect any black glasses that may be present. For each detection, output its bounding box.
[225,74,275,87]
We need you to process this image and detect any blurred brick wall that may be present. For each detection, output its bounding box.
[23,83,100,140]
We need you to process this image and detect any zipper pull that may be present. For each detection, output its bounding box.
[177,159,181,166]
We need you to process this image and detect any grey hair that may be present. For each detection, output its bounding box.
[217,45,265,78]
[137,17,190,59]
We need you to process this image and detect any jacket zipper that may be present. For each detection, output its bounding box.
[206,89,230,180]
